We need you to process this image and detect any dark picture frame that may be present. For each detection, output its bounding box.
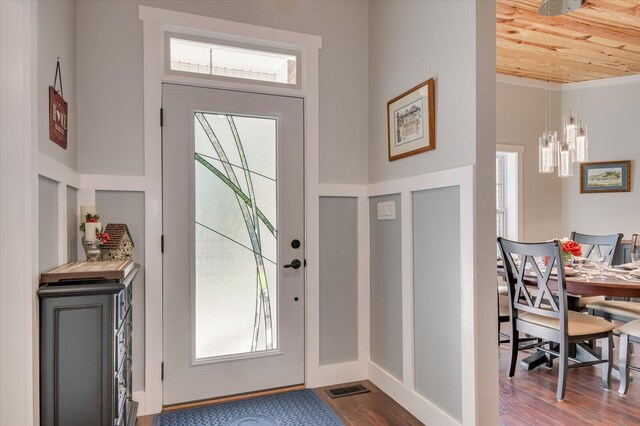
[580,160,631,193]
[387,78,435,161]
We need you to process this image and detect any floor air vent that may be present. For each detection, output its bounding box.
[325,384,370,399]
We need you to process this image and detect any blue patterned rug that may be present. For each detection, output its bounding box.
[153,390,344,426]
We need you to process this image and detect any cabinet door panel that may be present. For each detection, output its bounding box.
[40,294,113,426]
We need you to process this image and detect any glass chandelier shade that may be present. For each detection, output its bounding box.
[575,123,589,163]
[557,142,574,177]
[564,113,578,162]
[538,131,557,173]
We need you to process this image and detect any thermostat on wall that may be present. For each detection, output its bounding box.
[377,201,396,220]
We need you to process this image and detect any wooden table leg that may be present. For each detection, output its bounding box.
[520,350,549,371]
[519,296,582,371]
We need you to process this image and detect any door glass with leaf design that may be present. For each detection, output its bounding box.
[194,112,278,359]
[162,84,304,405]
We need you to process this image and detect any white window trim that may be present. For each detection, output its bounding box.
[496,144,524,241]
[496,154,507,239]
[139,6,323,415]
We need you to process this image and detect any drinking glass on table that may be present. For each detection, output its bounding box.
[593,256,608,280]
[631,252,640,270]
[571,257,582,273]
[571,256,591,279]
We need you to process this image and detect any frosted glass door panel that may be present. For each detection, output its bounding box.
[194,112,278,359]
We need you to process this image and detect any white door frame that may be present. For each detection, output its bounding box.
[139,6,322,414]
[0,1,38,425]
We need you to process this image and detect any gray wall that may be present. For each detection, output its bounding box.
[39,176,58,273]
[66,186,78,262]
[38,0,77,171]
[413,186,461,422]
[497,82,563,241]
[95,190,145,392]
[561,81,640,239]
[76,0,369,183]
[369,194,403,380]
[368,0,476,183]
[319,197,359,366]
[367,2,497,421]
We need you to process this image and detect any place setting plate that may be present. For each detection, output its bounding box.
[614,263,638,271]
[549,267,579,277]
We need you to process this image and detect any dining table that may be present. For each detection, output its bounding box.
[497,262,640,377]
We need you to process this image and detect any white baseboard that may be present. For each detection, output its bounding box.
[311,360,368,388]
[133,391,147,416]
[368,361,459,426]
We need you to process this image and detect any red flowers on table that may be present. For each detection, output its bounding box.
[561,239,582,257]
[544,238,582,266]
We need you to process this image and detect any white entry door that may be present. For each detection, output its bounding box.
[162,84,305,405]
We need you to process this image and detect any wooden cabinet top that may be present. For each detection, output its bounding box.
[40,259,134,284]
[38,263,139,298]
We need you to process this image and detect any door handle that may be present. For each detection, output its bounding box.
[283,259,302,269]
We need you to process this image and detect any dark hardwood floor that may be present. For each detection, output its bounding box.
[315,381,423,426]
[499,326,640,426]
[137,380,423,426]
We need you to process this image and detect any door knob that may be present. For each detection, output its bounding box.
[283,259,302,269]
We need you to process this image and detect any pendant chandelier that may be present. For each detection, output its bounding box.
[537,1,590,177]
[539,112,589,177]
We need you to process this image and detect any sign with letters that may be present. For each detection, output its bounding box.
[49,59,67,149]
[49,86,68,149]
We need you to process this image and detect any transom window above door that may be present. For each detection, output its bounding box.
[166,33,300,87]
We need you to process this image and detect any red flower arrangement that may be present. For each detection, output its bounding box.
[559,238,582,266]
[544,238,582,266]
[561,239,582,257]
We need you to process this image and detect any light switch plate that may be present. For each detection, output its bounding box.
[377,201,396,220]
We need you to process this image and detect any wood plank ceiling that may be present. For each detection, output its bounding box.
[497,0,640,83]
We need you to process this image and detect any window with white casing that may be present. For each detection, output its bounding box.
[496,151,520,242]
[166,33,300,88]
[496,154,507,240]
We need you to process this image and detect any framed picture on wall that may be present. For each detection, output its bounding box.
[580,160,631,193]
[387,78,435,161]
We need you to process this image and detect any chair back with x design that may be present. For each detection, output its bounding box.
[498,238,568,335]
[570,232,623,265]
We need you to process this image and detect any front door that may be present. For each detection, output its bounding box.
[162,84,305,405]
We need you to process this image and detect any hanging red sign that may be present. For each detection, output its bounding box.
[49,59,67,149]
[49,86,67,149]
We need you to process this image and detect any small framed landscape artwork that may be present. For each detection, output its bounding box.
[580,161,631,194]
[387,78,435,161]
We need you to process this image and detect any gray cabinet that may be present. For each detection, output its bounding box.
[39,265,139,426]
